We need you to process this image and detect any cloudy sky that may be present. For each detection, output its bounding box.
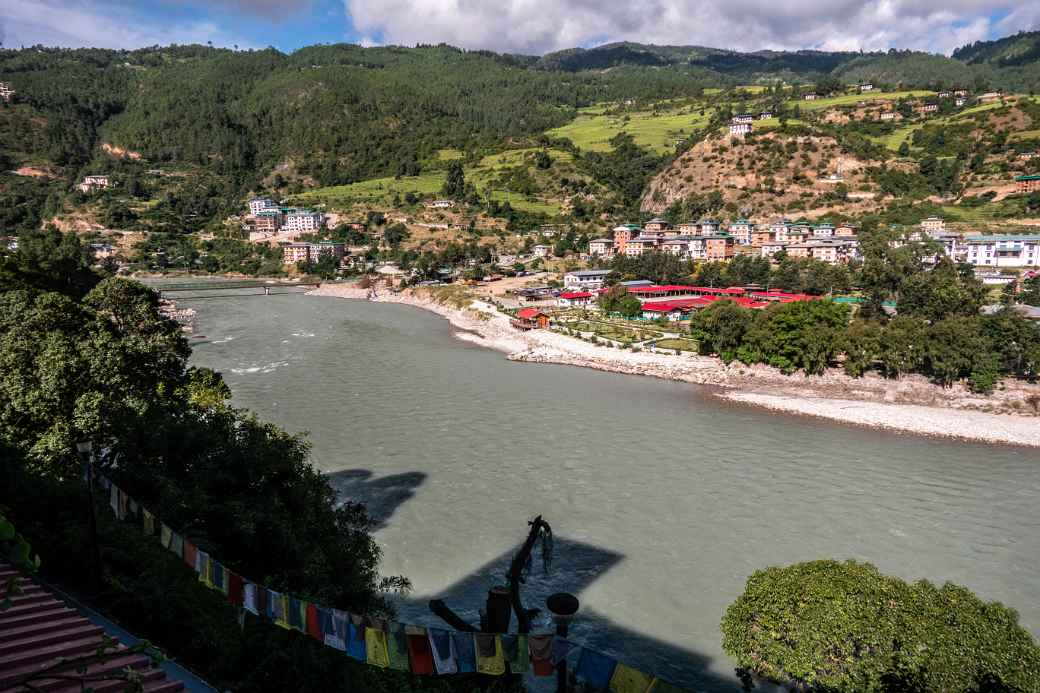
[1,0,1038,56]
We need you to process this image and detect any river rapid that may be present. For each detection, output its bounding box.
[181,292,1040,691]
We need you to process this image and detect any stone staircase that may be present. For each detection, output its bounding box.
[0,564,184,693]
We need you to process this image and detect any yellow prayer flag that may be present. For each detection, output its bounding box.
[475,634,506,676]
[365,627,390,668]
[610,662,655,693]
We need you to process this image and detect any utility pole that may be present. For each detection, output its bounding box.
[76,441,103,593]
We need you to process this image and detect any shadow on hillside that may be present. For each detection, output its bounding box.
[393,534,742,693]
[326,468,427,530]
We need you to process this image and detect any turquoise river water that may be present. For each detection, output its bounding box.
[180,292,1040,691]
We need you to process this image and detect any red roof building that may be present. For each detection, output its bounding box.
[513,308,551,330]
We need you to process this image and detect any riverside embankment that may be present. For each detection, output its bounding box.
[308,283,1040,447]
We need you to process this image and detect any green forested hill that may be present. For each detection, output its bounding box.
[953,31,1040,67]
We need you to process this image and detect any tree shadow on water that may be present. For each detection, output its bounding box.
[392,535,743,693]
[326,468,427,530]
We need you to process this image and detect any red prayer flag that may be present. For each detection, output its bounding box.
[228,572,244,606]
[182,539,198,570]
[406,633,435,675]
[306,602,323,641]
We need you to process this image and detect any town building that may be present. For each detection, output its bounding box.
[918,103,939,114]
[1016,175,1040,194]
[588,238,614,257]
[954,90,968,97]
[978,92,1003,104]
[760,241,787,258]
[532,244,551,259]
[77,175,110,192]
[512,308,550,330]
[835,223,858,237]
[879,112,897,121]
[859,83,874,92]
[623,236,661,257]
[965,235,1040,268]
[697,219,721,236]
[283,209,324,233]
[249,197,278,216]
[283,243,312,265]
[311,241,346,262]
[804,93,819,101]
[556,291,594,307]
[254,210,281,232]
[644,217,671,233]
[564,269,611,291]
[425,199,455,209]
[728,220,754,245]
[729,122,753,138]
[661,239,689,257]
[938,91,952,98]
[611,224,640,254]
[954,97,967,107]
[920,216,946,234]
[705,235,736,261]
[0,81,14,102]
[812,223,835,237]
[732,114,754,124]
[758,111,773,120]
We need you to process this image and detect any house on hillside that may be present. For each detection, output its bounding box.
[556,291,594,307]
[732,114,754,124]
[77,175,110,192]
[978,92,1003,104]
[611,224,640,253]
[955,97,967,107]
[644,217,671,233]
[730,122,753,138]
[532,244,551,259]
[859,83,874,92]
[249,197,278,216]
[705,235,736,261]
[879,111,897,121]
[918,103,939,115]
[966,234,1040,268]
[564,269,610,291]
[1016,175,1040,194]
[758,111,773,120]
[728,219,754,245]
[835,223,858,237]
[804,93,819,101]
[588,238,613,257]
[920,216,945,234]
[698,219,721,236]
[512,308,550,330]
[760,241,787,258]
[0,82,14,102]
[283,209,324,233]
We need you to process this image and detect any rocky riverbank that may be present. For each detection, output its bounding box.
[308,283,1040,448]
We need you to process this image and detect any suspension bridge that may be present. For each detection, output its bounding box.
[151,279,322,299]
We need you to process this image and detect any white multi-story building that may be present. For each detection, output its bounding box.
[77,175,110,193]
[965,235,1040,268]
[588,238,613,257]
[730,122,753,138]
[771,220,792,242]
[0,82,14,102]
[920,216,945,234]
[563,270,610,291]
[760,241,787,259]
[731,114,754,124]
[623,236,660,257]
[283,209,324,233]
[812,223,835,238]
[698,219,721,236]
[249,197,278,216]
[532,244,551,259]
[728,220,754,245]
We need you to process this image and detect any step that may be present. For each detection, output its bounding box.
[26,667,169,693]
[0,607,81,633]
[0,616,94,643]
[0,624,103,657]
[143,681,186,693]
[0,634,106,668]
[0,599,65,618]
[2,586,52,603]
[0,652,148,691]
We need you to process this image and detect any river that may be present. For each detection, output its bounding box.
[181,291,1040,691]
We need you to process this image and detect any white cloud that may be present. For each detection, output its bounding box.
[0,0,253,49]
[343,0,1019,56]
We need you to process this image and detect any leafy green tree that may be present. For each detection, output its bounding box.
[382,222,410,248]
[598,284,642,318]
[689,300,755,362]
[842,319,883,377]
[442,161,466,200]
[1021,275,1040,307]
[924,317,992,388]
[0,227,100,297]
[722,560,1040,692]
[898,257,986,321]
[878,315,927,378]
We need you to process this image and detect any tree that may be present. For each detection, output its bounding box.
[382,223,410,248]
[689,300,755,362]
[842,319,883,377]
[597,284,641,318]
[1022,275,1040,307]
[722,560,1040,692]
[534,150,552,169]
[898,257,986,321]
[442,161,466,200]
[0,227,100,297]
[924,316,996,390]
[878,315,927,377]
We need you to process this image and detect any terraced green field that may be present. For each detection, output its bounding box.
[547,105,713,153]
[290,147,568,215]
[790,90,935,112]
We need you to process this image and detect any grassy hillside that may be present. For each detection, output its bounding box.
[547,103,713,153]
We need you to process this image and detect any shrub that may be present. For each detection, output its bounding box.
[722,560,1040,692]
